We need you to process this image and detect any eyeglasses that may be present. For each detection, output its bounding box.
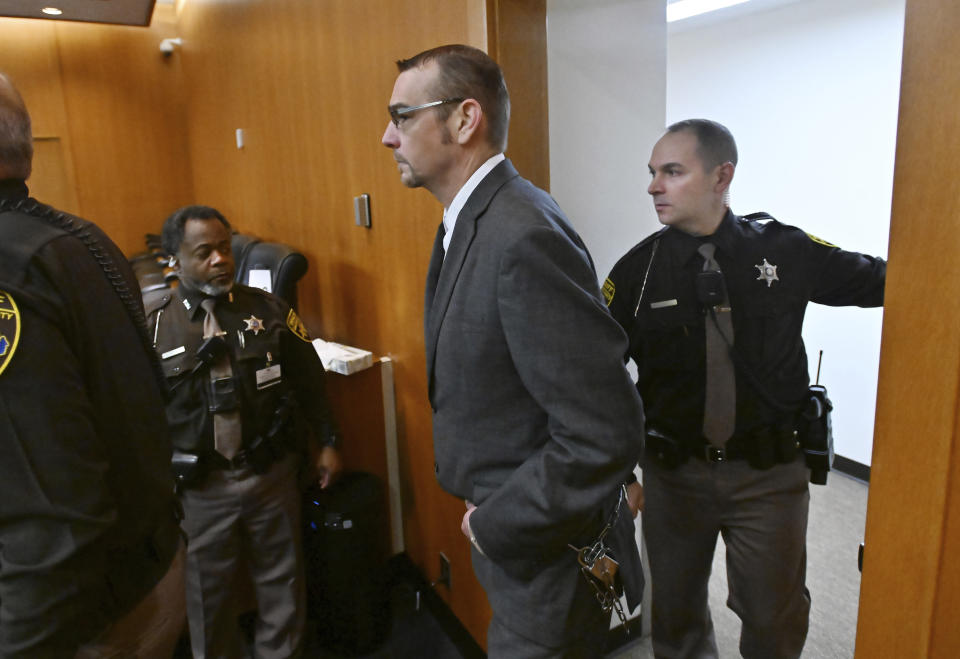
[388,98,464,128]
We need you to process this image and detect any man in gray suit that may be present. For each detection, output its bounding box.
[381,44,646,657]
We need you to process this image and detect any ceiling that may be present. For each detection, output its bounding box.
[667,0,808,33]
[0,0,158,27]
[0,0,808,30]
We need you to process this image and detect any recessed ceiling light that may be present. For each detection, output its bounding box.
[667,0,751,23]
[41,7,63,15]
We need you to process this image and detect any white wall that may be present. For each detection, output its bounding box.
[667,0,905,465]
[546,0,666,281]
[546,4,666,626]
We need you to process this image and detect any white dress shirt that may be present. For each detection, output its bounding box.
[442,152,506,255]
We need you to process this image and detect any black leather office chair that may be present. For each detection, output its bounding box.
[132,231,308,308]
[231,233,309,310]
[231,233,260,276]
[130,238,172,293]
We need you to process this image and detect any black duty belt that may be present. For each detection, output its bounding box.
[698,442,748,463]
[207,441,286,474]
[646,426,800,470]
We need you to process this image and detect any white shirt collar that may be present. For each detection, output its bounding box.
[442,153,505,253]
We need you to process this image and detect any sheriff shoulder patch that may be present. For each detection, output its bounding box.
[0,289,21,376]
[286,309,311,343]
[602,278,616,306]
[806,232,837,248]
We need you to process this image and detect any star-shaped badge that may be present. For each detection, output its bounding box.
[243,315,265,335]
[755,258,779,287]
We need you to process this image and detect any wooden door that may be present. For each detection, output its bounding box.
[856,0,960,655]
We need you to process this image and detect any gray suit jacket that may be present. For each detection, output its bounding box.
[425,160,645,643]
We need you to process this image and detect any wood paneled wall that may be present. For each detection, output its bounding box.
[856,0,960,655]
[3,0,548,646]
[176,0,548,645]
[488,0,549,191]
[0,5,193,255]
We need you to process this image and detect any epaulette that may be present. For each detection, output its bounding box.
[740,211,835,246]
[143,288,173,316]
[618,226,669,262]
[237,282,276,301]
[742,211,777,223]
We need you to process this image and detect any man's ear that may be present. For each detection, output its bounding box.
[715,161,735,194]
[453,99,484,145]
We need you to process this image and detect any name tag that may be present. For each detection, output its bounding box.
[650,299,678,309]
[256,364,282,390]
[162,346,186,359]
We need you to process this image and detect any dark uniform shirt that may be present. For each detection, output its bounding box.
[145,282,338,459]
[605,210,886,442]
[0,179,180,656]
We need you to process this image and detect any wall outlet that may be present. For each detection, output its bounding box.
[437,552,451,589]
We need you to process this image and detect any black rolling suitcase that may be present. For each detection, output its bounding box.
[302,471,391,655]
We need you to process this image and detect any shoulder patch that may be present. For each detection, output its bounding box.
[602,278,616,306]
[0,289,21,376]
[286,309,311,343]
[806,232,837,248]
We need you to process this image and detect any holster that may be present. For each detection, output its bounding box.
[171,450,206,492]
[644,428,689,469]
[742,424,800,471]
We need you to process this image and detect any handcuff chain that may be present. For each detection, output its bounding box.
[579,483,626,565]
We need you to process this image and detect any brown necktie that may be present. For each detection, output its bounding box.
[698,243,736,447]
[201,298,242,460]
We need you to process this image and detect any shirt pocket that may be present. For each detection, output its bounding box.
[737,291,803,373]
[635,302,701,372]
[236,334,282,390]
[158,343,199,379]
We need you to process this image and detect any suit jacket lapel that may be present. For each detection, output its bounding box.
[424,159,519,396]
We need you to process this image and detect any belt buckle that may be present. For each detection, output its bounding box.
[704,445,726,462]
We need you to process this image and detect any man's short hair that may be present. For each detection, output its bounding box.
[161,205,232,256]
[667,119,738,170]
[0,73,34,180]
[397,44,510,153]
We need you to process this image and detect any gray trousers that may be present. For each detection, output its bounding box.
[181,453,304,659]
[487,610,607,659]
[642,455,810,659]
[472,544,609,658]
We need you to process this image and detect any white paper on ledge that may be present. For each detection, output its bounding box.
[312,339,374,375]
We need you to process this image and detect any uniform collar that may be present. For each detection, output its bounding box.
[706,208,739,257]
[176,284,235,321]
[666,208,738,266]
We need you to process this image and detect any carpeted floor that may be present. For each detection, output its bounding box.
[176,472,866,658]
[609,471,868,658]
[304,579,472,659]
